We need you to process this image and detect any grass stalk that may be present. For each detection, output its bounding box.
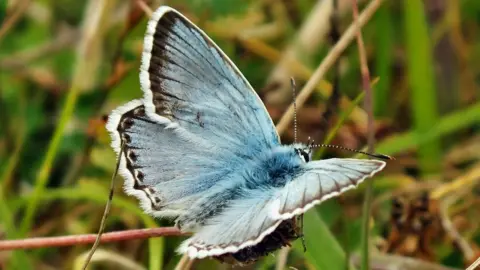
[349,1,378,269]
[19,0,113,235]
[373,4,394,117]
[276,0,384,135]
[19,85,80,235]
[403,0,442,174]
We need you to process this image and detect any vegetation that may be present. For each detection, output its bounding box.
[0,0,479,269]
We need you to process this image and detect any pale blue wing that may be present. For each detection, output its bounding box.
[107,100,245,217]
[106,6,279,217]
[140,6,279,156]
[176,158,385,258]
[271,158,386,220]
[177,188,282,259]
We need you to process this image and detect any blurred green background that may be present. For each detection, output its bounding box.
[1,0,479,269]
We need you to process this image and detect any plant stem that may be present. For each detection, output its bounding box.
[351,0,376,269]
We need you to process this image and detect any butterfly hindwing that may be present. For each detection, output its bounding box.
[107,100,217,217]
[177,158,385,258]
[178,188,282,258]
[272,158,386,219]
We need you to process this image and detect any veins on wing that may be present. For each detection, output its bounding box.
[176,185,240,230]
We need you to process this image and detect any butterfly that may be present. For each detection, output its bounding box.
[106,5,387,264]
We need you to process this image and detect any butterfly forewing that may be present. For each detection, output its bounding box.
[107,100,210,217]
[141,7,279,153]
[107,7,281,217]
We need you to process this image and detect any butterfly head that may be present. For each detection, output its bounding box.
[292,143,312,163]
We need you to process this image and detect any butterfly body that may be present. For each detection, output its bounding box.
[243,145,306,188]
[175,144,306,231]
[107,5,387,263]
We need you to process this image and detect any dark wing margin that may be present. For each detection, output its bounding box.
[139,6,280,155]
[106,99,178,217]
[105,6,283,219]
[106,98,230,218]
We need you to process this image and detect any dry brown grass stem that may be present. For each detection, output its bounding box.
[431,164,480,200]
[174,254,193,270]
[75,249,146,270]
[275,0,383,135]
[351,253,463,270]
[440,197,475,261]
[351,1,377,269]
[0,0,31,42]
[466,257,480,270]
[275,246,291,270]
[0,27,77,70]
[266,0,334,104]
[136,0,153,16]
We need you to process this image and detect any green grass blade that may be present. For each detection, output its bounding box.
[293,92,367,269]
[373,4,394,117]
[0,187,32,269]
[148,234,164,270]
[19,85,80,235]
[20,0,117,236]
[317,92,365,158]
[293,211,346,270]
[351,102,480,161]
[403,0,442,174]
[376,101,480,155]
[0,0,5,26]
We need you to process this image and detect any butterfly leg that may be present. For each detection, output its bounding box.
[298,214,307,252]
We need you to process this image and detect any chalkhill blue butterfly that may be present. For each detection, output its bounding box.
[106,5,387,264]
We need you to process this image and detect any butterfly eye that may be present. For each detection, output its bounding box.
[296,149,310,162]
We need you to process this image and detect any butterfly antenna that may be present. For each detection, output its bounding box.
[310,144,394,160]
[291,77,298,144]
[82,141,124,270]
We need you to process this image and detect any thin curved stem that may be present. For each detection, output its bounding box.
[0,227,185,251]
[351,0,377,269]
